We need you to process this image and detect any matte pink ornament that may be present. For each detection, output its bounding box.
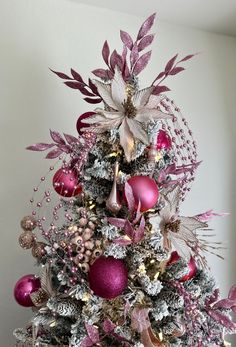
[53,168,82,197]
[126,176,159,212]
[167,251,197,282]
[76,112,96,135]
[88,256,128,299]
[156,130,172,150]
[14,274,41,307]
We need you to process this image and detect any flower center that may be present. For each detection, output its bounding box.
[122,96,137,118]
[164,220,181,234]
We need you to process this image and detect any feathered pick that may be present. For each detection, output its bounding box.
[149,184,208,261]
[30,265,54,307]
[82,68,171,161]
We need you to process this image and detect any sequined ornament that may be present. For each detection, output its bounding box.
[20,215,37,231]
[88,256,128,299]
[19,231,36,249]
[106,161,122,213]
[32,242,47,259]
[126,176,159,212]
[14,274,41,307]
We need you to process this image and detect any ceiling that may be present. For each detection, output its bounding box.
[71,0,236,37]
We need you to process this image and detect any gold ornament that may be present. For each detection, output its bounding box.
[19,231,36,249]
[106,161,122,213]
[32,242,46,259]
[20,215,37,231]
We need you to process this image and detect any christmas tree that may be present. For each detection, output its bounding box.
[14,13,236,347]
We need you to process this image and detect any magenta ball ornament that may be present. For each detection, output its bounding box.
[167,251,197,282]
[14,274,41,307]
[76,112,96,135]
[126,176,159,212]
[88,256,128,299]
[53,167,82,197]
[156,130,172,150]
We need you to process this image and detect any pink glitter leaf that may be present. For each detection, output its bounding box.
[137,13,156,40]
[88,78,99,95]
[208,310,236,331]
[59,144,71,153]
[81,336,94,347]
[152,85,171,95]
[92,68,110,79]
[133,200,142,224]
[165,54,178,73]
[179,54,196,63]
[50,130,66,145]
[45,148,63,159]
[63,133,78,145]
[130,43,139,68]
[50,69,73,80]
[155,71,166,80]
[83,97,102,104]
[229,285,236,300]
[85,323,100,343]
[133,51,152,76]
[196,210,229,222]
[64,81,84,90]
[110,50,123,71]
[138,34,155,52]
[103,319,116,333]
[107,217,126,228]
[114,238,132,246]
[125,181,135,213]
[134,216,145,243]
[169,66,185,75]
[102,40,110,66]
[70,69,84,83]
[26,143,55,151]
[213,299,236,310]
[120,30,133,50]
[205,288,220,306]
[131,307,151,333]
[124,220,135,239]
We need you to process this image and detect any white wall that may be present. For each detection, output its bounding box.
[0,0,236,345]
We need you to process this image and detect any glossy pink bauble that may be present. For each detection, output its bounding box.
[53,168,82,197]
[14,274,41,307]
[167,251,197,282]
[88,256,128,299]
[76,112,96,135]
[156,130,172,150]
[126,176,159,212]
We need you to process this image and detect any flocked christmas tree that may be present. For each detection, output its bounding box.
[14,14,236,347]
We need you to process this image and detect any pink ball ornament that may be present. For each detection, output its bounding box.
[156,130,172,150]
[76,112,96,135]
[126,176,159,212]
[167,251,197,282]
[88,256,128,299]
[53,168,82,197]
[14,274,41,307]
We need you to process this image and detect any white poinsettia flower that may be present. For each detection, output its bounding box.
[82,68,172,162]
[149,185,207,260]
